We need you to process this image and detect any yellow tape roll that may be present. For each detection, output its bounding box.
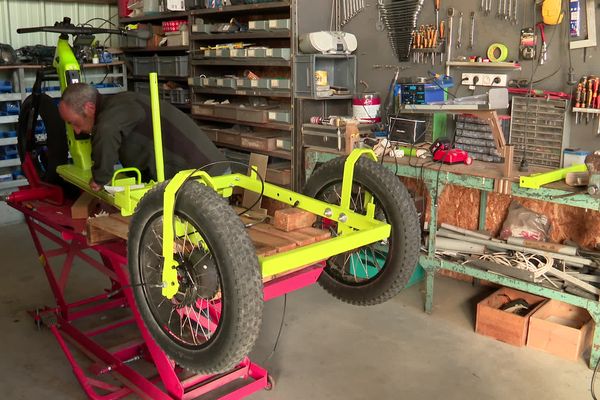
[487,43,509,62]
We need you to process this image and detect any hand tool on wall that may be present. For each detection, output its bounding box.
[376,0,385,31]
[512,0,519,24]
[537,23,547,64]
[456,12,463,48]
[574,80,583,124]
[439,20,445,63]
[446,7,454,75]
[587,77,594,124]
[468,11,475,49]
[435,0,440,30]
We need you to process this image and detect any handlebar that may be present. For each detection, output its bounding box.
[17,18,152,40]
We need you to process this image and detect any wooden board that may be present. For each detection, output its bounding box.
[86,214,130,245]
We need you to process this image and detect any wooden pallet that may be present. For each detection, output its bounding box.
[86,210,330,258]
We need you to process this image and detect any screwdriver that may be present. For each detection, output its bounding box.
[439,20,445,63]
[574,81,583,125]
[587,77,594,124]
[435,0,440,30]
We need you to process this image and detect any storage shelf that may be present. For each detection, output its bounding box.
[131,75,188,82]
[191,2,290,16]
[123,46,189,54]
[0,178,27,191]
[191,58,290,67]
[215,141,291,160]
[446,61,522,70]
[43,87,127,98]
[0,159,20,168]
[0,115,18,124]
[120,11,189,24]
[295,94,354,100]
[192,86,291,98]
[191,114,292,131]
[0,93,22,101]
[0,137,18,146]
[573,107,600,114]
[190,31,290,41]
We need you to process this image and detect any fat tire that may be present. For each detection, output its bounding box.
[128,181,263,374]
[303,156,421,305]
[17,94,67,185]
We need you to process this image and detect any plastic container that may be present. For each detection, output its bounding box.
[295,54,357,99]
[0,80,13,93]
[270,78,291,90]
[143,0,159,14]
[157,56,189,77]
[266,48,291,60]
[133,56,158,76]
[170,88,190,104]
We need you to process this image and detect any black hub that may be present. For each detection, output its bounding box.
[175,249,219,308]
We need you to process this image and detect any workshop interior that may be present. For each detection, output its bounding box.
[1,0,600,398]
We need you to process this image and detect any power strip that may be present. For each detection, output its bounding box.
[461,73,507,87]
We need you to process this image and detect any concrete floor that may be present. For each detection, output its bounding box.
[0,222,594,400]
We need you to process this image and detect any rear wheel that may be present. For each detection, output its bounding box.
[303,156,421,305]
[128,181,263,374]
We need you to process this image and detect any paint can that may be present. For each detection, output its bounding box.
[352,92,381,124]
[315,70,328,87]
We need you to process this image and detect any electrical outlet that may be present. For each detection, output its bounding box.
[461,73,507,87]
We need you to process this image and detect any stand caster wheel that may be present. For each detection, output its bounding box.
[34,308,43,331]
[265,375,276,391]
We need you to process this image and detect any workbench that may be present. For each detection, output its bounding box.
[305,147,600,369]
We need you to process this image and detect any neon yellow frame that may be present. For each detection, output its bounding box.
[48,35,392,299]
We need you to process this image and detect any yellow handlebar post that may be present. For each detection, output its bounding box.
[149,73,165,183]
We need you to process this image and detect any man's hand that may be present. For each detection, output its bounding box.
[89,179,103,192]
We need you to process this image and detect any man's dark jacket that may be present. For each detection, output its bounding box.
[91,92,226,184]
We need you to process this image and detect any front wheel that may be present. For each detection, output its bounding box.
[128,181,263,374]
[303,156,421,305]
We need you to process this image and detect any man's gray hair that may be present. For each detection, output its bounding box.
[61,83,99,115]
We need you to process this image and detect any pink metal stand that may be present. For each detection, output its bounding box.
[10,199,324,399]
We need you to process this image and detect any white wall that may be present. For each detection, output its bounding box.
[0,0,118,48]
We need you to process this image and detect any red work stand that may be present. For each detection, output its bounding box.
[10,199,324,399]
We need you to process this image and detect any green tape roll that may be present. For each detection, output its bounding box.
[487,43,509,62]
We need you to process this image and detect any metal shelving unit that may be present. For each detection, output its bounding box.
[189,1,296,187]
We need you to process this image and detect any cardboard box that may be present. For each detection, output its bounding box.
[475,287,547,347]
[527,300,593,361]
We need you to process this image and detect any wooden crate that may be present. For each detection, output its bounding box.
[527,300,593,361]
[266,167,291,186]
[218,130,241,146]
[475,287,547,347]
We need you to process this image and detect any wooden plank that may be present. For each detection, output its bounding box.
[246,229,297,253]
[71,192,99,219]
[86,214,129,245]
[296,227,331,241]
[248,223,316,247]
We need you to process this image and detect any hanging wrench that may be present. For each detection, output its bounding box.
[512,0,519,24]
[468,11,475,49]
[456,12,463,49]
[375,0,385,31]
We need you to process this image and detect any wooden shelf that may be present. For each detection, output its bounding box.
[192,86,291,98]
[122,46,189,53]
[190,31,291,41]
[191,114,292,131]
[446,61,522,70]
[191,58,290,67]
[131,75,188,82]
[120,11,188,24]
[191,2,290,16]
[215,141,291,160]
